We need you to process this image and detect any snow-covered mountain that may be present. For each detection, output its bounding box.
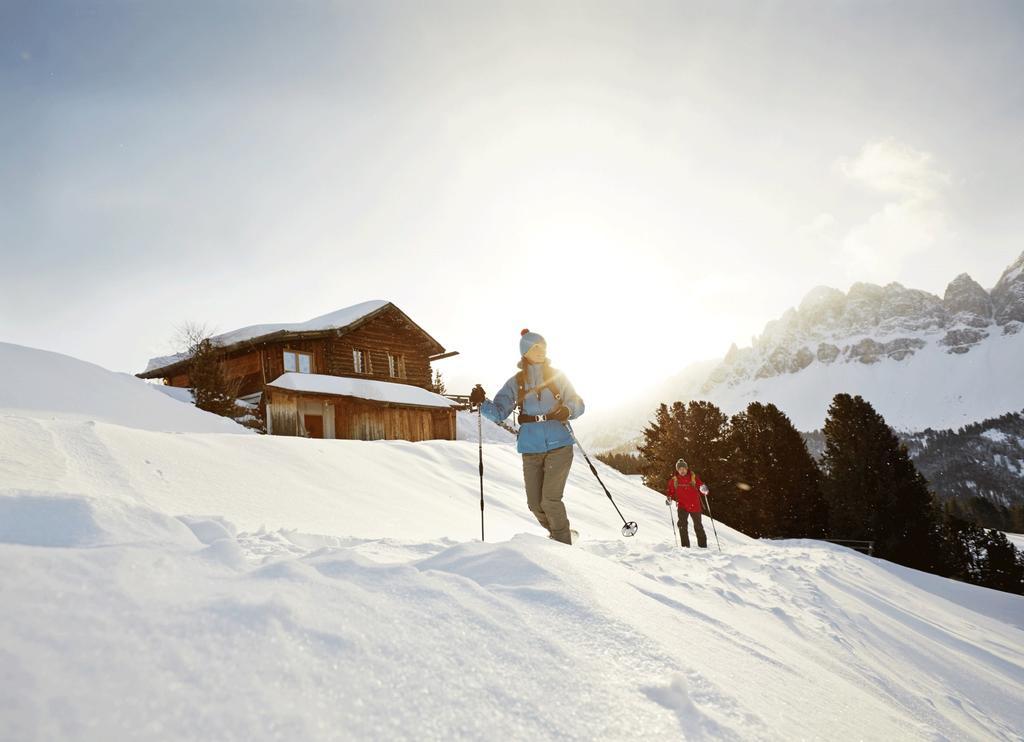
[579,253,1024,445]
[700,251,1024,432]
[2,342,1023,740]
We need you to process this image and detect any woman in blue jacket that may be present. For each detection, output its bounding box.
[469,329,585,544]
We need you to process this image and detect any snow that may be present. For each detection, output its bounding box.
[982,429,1010,443]
[705,331,1024,431]
[267,372,457,408]
[0,342,247,434]
[456,409,518,444]
[2,343,1023,741]
[151,383,195,404]
[144,300,389,372]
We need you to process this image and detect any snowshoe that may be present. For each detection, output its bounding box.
[547,529,579,545]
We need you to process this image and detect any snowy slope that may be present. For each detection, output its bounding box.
[1,346,1023,741]
[0,342,247,434]
[706,330,1024,431]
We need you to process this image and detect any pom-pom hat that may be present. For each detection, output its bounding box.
[519,328,546,357]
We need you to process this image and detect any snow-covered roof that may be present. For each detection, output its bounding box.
[267,373,457,409]
[143,300,392,374]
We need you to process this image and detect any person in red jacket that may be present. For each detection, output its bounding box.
[666,458,709,548]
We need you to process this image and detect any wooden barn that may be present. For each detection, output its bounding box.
[138,301,459,442]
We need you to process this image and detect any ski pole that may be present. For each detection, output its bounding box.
[668,500,678,546]
[565,423,638,537]
[702,493,721,551]
[478,407,485,542]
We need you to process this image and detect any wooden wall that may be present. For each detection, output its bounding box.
[333,397,454,441]
[326,307,436,390]
[267,390,454,442]
[261,340,328,387]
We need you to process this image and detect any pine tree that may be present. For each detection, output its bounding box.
[638,400,731,499]
[638,403,679,490]
[431,370,447,396]
[188,339,239,418]
[975,530,1024,595]
[724,402,827,539]
[596,451,643,475]
[935,504,981,582]
[821,394,940,571]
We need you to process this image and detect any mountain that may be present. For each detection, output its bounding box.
[699,251,1024,432]
[901,411,1024,508]
[2,343,1023,739]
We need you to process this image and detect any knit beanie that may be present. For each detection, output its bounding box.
[519,328,546,357]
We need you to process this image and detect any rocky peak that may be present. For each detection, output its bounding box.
[878,283,946,333]
[797,286,845,333]
[942,273,993,328]
[700,251,1024,391]
[843,282,885,334]
[991,250,1024,329]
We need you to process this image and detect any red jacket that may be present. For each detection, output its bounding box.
[666,471,705,513]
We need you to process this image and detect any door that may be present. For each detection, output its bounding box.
[303,414,324,439]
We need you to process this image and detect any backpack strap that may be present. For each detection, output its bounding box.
[516,362,563,414]
[542,363,563,402]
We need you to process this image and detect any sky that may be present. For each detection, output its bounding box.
[2,0,1023,409]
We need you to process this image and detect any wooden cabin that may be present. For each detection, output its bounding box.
[138,301,459,442]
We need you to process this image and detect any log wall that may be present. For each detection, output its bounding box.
[266,390,454,442]
[325,308,435,390]
[332,398,454,441]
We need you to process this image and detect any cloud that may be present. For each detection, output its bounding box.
[837,137,951,200]
[835,138,954,277]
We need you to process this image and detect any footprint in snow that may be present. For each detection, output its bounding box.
[642,674,736,741]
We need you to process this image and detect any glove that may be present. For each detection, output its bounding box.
[546,405,571,422]
[469,384,486,407]
[699,484,709,495]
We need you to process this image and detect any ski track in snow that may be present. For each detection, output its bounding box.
[1,394,1023,740]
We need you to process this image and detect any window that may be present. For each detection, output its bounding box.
[284,350,313,374]
[353,348,371,374]
[387,353,406,379]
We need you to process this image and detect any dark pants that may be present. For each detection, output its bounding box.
[522,445,574,545]
[678,510,707,548]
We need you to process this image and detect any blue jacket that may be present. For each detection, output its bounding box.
[481,363,585,454]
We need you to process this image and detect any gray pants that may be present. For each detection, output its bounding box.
[522,444,574,544]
